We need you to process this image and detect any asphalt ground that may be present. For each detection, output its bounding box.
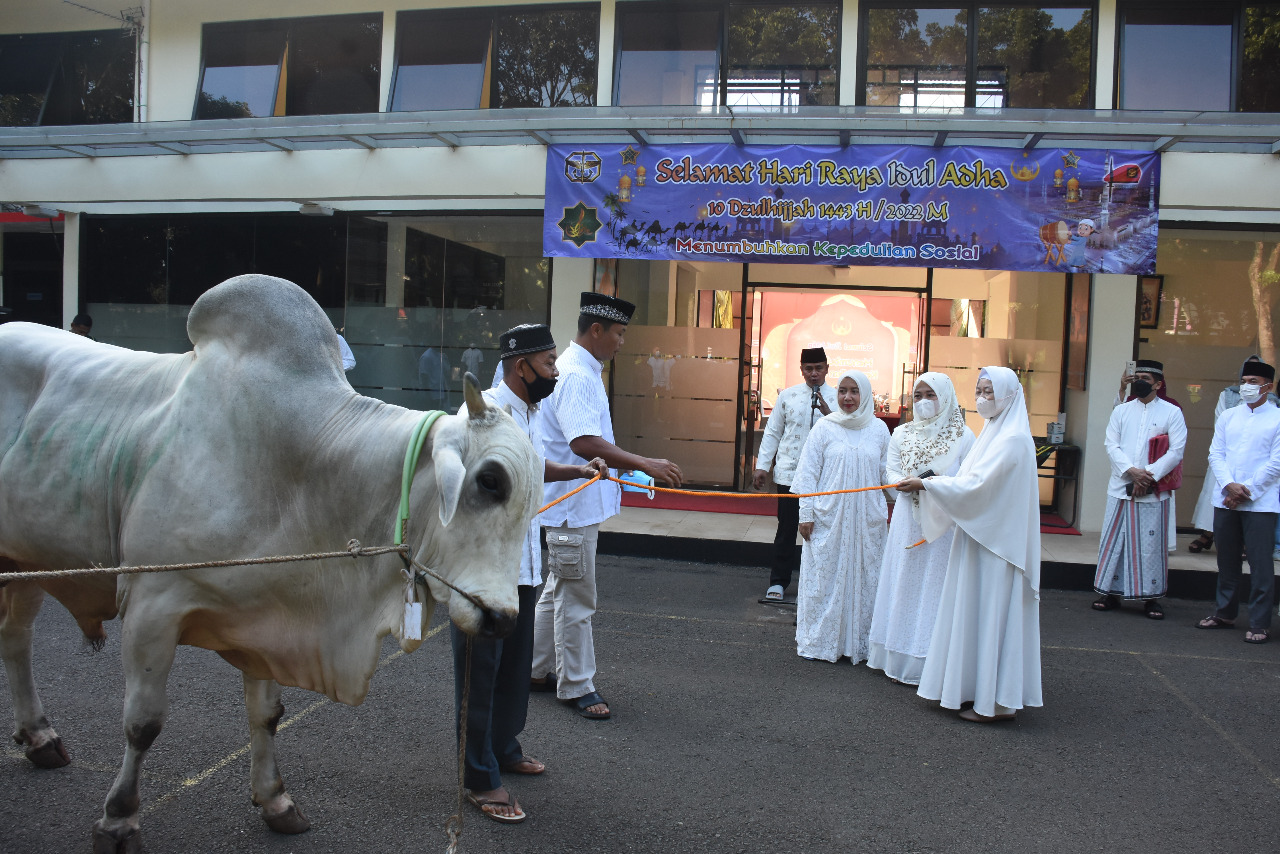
[3,555,1279,854]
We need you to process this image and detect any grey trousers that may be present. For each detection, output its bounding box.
[1212,507,1277,630]
[531,523,600,701]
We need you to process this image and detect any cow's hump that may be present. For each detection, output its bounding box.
[187,274,340,375]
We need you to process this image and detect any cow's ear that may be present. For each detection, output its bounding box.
[433,445,467,527]
[463,372,487,419]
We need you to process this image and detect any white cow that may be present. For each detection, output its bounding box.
[0,275,542,853]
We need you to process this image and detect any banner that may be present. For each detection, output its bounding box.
[544,143,1159,274]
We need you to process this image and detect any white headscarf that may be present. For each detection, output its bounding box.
[824,369,876,430]
[896,372,968,479]
[918,365,1040,591]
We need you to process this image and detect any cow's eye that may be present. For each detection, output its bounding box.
[477,471,501,494]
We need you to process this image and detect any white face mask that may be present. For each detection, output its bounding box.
[975,397,1002,419]
[914,399,940,420]
[1240,383,1263,403]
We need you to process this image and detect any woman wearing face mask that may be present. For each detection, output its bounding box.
[868,373,976,685]
[897,366,1042,722]
[790,369,891,664]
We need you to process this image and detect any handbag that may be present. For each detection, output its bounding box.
[1148,433,1182,493]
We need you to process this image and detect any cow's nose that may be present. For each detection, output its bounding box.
[479,608,517,639]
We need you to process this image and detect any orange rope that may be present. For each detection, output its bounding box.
[602,474,898,498]
[537,473,604,514]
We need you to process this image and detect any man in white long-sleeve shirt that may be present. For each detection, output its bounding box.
[1197,360,1280,644]
[1093,359,1186,619]
[752,346,837,601]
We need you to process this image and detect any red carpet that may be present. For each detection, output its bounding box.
[622,489,1082,534]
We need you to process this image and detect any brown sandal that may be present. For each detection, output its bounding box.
[1188,533,1214,553]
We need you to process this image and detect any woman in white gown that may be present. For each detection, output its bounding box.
[791,369,890,663]
[867,372,975,685]
[897,366,1042,722]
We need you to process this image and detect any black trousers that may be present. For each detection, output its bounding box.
[1212,507,1277,631]
[451,584,537,792]
[770,484,800,590]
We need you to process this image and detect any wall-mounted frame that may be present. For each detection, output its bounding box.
[1065,273,1089,391]
[1138,274,1163,330]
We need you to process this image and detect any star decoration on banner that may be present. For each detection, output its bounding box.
[620,145,639,165]
[1061,150,1080,169]
[557,202,603,247]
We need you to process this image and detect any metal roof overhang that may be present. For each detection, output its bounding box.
[3,106,1280,160]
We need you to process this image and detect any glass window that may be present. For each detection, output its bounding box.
[392,13,492,111]
[1240,4,1280,112]
[615,5,721,107]
[863,3,1092,110]
[0,29,134,126]
[1119,4,1233,111]
[725,2,840,108]
[391,5,599,111]
[195,14,380,119]
[614,1,837,109]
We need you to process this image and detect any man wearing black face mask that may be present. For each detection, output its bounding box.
[451,323,606,825]
[1094,360,1186,619]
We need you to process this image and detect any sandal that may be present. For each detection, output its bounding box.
[958,708,1016,723]
[764,585,784,601]
[570,691,611,720]
[1092,595,1120,611]
[1187,533,1214,553]
[1143,600,1164,620]
[466,790,526,824]
[1245,628,1270,644]
[1196,615,1235,629]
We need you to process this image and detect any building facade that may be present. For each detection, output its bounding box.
[3,0,1280,533]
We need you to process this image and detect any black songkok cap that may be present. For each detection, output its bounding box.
[800,346,828,364]
[1244,360,1276,382]
[500,324,556,359]
[1135,359,1163,375]
[580,292,636,325]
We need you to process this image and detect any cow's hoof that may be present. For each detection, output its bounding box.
[91,824,143,854]
[262,802,310,834]
[25,736,71,768]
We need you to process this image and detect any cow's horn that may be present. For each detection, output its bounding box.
[463,372,487,420]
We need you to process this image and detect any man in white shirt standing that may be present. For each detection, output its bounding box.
[532,293,683,720]
[752,346,836,601]
[1197,360,1280,644]
[1092,359,1186,619]
[455,324,605,824]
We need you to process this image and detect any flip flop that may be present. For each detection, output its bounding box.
[466,790,526,824]
[571,691,611,720]
[1245,629,1270,644]
[501,756,546,775]
[1196,615,1235,629]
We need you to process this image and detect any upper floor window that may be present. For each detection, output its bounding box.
[615,1,839,109]
[1119,2,1280,112]
[0,29,135,126]
[194,14,381,119]
[391,5,599,110]
[861,3,1093,110]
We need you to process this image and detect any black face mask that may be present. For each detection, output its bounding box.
[520,361,558,404]
[1131,380,1154,399]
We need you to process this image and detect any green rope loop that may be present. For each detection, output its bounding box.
[396,410,445,546]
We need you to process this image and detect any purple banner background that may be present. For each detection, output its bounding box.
[544,143,1159,274]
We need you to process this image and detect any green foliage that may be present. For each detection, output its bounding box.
[195,92,254,120]
[1241,6,1280,112]
[495,9,598,108]
[726,4,839,68]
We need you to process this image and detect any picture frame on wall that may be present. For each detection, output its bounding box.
[1138,275,1163,330]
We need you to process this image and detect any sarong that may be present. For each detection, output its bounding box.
[1094,496,1170,599]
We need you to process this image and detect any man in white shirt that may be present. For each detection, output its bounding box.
[1197,360,1280,643]
[1093,360,1186,619]
[532,293,683,720]
[454,324,605,824]
[752,347,837,601]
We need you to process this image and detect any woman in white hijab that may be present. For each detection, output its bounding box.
[868,372,976,685]
[790,369,891,663]
[897,366,1042,721]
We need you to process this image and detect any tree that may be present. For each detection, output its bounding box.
[1248,241,1280,365]
[495,10,598,108]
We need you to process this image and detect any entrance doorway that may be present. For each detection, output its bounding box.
[2,230,63,329]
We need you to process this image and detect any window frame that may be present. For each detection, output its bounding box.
[856,0,1097,110]
[192,12,382,120]
[1113,0,1272,112]
[390,3,601,112]
[611,0,843,108]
